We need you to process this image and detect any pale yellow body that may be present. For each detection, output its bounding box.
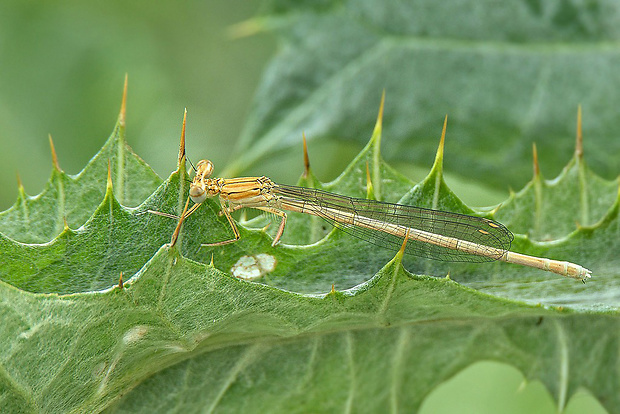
[160,159,591,282]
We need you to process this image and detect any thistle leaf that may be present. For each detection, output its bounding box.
[1,99,617,413]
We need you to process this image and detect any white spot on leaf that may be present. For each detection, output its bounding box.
[123,325,148,344]
[230,254,277,280]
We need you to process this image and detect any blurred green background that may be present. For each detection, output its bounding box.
[0,1,276,211]
[0,1,607,413]
[0,0,510,214]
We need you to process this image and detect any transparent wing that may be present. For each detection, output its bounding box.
[275,184,513,263]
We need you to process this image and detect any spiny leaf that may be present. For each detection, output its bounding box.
[165,103,615,306]
[0,86,161,244]
[254,93,414,246]
[495,147,618,241]
[398,116,475,216]
[222,111,617,309]
[0,174,175,295]
[1,97,618,413]
[1,102,615,302]
[226,1,620,190]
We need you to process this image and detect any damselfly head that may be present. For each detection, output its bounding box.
[195,159,214,178]
[189,159,214,204]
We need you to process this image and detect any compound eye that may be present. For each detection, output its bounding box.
[196,160,214,178]
[189,186,207,204]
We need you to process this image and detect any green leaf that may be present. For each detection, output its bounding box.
[227,0,620,191]
[0,106,161,244]
[495,152,618,241]
[1,245,618,413]
[1,92,617,413]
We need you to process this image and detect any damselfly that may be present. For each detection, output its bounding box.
[151,159,591,281]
